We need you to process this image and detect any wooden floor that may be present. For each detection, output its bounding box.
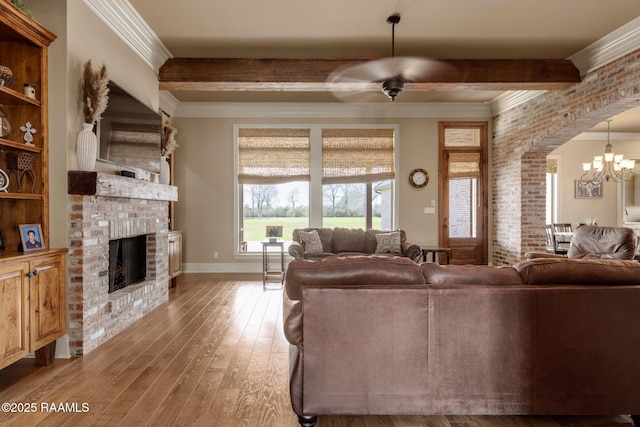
[0,273,635,427]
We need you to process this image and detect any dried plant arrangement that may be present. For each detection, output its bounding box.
[161,113,179,157]
[81,60,109,125]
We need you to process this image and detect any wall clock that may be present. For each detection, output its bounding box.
[409,168,429,188]
[0,168,8,192]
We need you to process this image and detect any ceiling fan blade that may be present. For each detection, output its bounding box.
[328,57,445,84]
[327,57,453,102]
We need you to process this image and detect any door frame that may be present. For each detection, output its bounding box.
[438,121,488,264]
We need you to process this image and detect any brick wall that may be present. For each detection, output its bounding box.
[68,194,170,356]
[492,48,640,265]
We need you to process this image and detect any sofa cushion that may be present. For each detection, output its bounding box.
[374,231,402,254]
[332,227,367,253]
[298,229,323,254]
[292,227,333,252]
[421,263,523,286]
[285,255,425,300]
[514,257,640,285]
[365,229,407,253]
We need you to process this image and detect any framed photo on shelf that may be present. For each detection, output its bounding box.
[19,223,44,252]
[575,180,603,199]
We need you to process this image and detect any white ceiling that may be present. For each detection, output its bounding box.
[124,0,640,131]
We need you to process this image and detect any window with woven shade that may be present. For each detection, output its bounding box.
[238,128,310,184]
[322,128,395,184]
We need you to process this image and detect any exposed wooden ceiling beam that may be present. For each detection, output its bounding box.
[159,58,581,92]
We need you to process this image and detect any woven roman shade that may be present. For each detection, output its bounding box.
[444,128,481,147]
[238,128,310,184]
[448,152,480,179]
[322,128,395,184]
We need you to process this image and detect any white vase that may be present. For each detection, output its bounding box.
[159,156,170,185]
[76,123,97,171]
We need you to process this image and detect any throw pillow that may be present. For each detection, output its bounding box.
[299,230,323,254]
[375,231,402,254]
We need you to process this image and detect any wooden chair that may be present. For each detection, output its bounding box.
[546,224,568,255]
[552,223,572,251]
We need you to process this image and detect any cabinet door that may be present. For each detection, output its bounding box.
[168,231,182,279]
[0,262,30,370]
[29,254,66,350]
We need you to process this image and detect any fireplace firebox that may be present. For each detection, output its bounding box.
[108,235,148,293]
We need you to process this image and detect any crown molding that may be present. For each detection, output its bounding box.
[173,102,492,119]
[489,90,547,116]
[491,17,640,116]
[82,0,172,73]
[159,90,180,116]
[569,16,640,76]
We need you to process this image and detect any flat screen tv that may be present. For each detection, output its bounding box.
[97,81,162,174]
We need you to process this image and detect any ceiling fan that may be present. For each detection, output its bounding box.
[327,13,447,102]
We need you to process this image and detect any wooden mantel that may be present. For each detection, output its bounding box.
[68,171,178,202]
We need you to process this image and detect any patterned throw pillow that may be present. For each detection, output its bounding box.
[375,231,402,254]
[299,230,323,254]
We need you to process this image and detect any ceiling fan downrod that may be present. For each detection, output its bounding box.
[382,14,404,101]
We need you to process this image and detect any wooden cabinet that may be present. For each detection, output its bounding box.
[0,250,66,370]
[0,2,56,251]
[0,4,65,370]
[168,230,182,286]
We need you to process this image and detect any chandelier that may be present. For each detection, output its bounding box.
[580,120,637,184]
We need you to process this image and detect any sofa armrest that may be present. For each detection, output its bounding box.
[524,252,567,260]
[402,241,421,261]
[288,241,305,258]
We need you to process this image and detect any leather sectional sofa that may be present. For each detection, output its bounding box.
[282,255,640,426]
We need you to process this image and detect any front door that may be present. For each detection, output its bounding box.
[439,122,488,264]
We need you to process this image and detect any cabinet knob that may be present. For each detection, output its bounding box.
[26,270,38,278]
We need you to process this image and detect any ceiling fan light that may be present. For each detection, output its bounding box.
[382,76,404,101]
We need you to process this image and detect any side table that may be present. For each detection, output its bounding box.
[262,241,285,288]
[419,246,452,264]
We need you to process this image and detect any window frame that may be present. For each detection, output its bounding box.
[234,124,399,255]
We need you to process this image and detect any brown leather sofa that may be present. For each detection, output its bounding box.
[288,227,421,260]
[283,255,640,426]
[526,224,638,260]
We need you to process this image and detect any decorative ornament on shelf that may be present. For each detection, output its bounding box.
[0,168,8,193]
[0,104,11,138]
[20,121,36,145]
[76,60,109,171]
[0,65,14,88]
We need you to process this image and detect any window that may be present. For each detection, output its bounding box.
[237,126,396,252]
[322,128,395,230]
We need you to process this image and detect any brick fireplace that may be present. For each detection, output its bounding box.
[67,171,178,356]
